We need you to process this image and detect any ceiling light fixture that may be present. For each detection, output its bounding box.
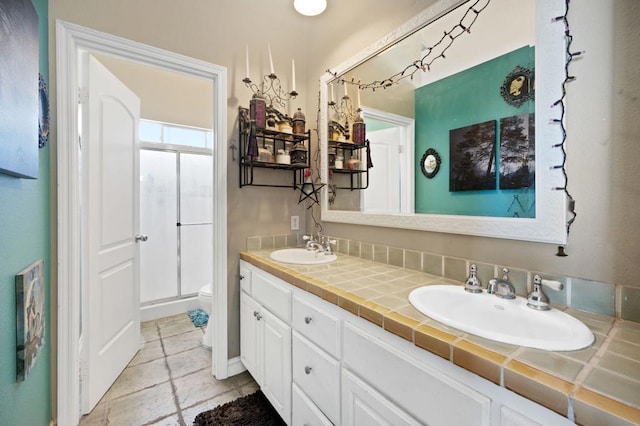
[294,0,327,16]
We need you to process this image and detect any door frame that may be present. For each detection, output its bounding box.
[56,21,228,426]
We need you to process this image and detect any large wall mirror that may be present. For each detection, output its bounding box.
[319,0,568,244]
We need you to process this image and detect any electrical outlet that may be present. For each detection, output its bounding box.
[290,215,299,231]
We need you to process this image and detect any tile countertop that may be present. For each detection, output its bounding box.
[240,250,640,426]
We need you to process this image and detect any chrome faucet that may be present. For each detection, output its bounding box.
[487,268,516,299]
[303,234,336,255]
[527,274,564,311]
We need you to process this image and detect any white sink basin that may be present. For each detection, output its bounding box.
[408,285,594,351]
[270,248,337,265]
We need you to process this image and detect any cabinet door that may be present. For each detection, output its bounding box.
[342,369,422,426]
[240,291,262,384]
[262,307,292,425]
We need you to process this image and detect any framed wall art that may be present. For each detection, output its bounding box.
[0,0,39,178]
[16,259,45,382]
[449,120,497,192]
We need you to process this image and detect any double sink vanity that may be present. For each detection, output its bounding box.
[240,247,640,426]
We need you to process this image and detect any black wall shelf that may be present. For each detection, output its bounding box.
[238,107,310,189]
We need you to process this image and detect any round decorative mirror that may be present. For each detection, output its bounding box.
[420,148,441,179]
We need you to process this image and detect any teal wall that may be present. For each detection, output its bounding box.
[414,46,535,217]
[0,1,51,424]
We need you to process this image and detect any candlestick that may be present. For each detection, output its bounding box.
[268,43,275,75]
[292,59,296,92]
[245,45,250,80]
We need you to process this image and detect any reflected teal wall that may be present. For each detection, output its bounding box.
[415,46,535,217]
[0,1,51,425]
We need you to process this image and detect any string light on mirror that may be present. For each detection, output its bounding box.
[326,0,491,93]
[294,0,327,16]
[551,0,580,256]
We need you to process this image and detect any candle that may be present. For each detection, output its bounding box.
[330,84,334,103]
[292,59,296,91]
[357,87,361,109]
[268,43,274,75]
[245,45,250,79]
[344,82,348,98]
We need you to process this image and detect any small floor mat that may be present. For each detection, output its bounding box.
[193,391,286,426]
[188,309,209,327]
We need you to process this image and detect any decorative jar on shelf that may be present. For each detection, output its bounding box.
[292,108,306,134]
[291,142,308,165]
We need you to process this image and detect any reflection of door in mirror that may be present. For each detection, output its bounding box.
[360,107,414,214]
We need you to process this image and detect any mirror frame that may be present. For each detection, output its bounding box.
[320,0,567,244]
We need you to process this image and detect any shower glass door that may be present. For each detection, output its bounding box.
[139,149,212,304]
[179,153,213,295]
[140,150,178,303]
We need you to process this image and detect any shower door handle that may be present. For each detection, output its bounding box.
[135,234,148,242]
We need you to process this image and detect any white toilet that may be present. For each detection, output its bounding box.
[198,283,213,349]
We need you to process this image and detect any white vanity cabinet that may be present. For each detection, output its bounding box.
[239,268,292,425]
[239,260,575,426]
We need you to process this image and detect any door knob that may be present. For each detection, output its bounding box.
[135,234,148,242]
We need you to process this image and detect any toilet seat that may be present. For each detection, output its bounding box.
[199,283,213,298]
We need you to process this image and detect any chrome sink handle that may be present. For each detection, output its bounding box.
[527,275,564,311]
[321,236,337,255]
[464,263,483,293]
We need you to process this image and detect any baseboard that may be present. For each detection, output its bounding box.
[140,297,200,322]
[226,356,247,377]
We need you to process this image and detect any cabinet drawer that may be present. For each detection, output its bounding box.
[293,331,341,425]
[343,322,491,426]
[252,271,291,322]
[292,383,334,426]
[342,369,421,426]
[293,295,340,358]
[239,263,251,294]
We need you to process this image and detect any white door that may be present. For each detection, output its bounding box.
[84,55,141,412]
[362,126,402,213]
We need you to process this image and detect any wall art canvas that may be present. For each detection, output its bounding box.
[16,259,45,382]
[0,0,39,179]
[499,113,535,190]
[449,120,497,192]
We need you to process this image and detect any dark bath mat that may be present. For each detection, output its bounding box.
[193,390,286,426]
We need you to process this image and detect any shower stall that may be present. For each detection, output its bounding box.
[139,145,213,320]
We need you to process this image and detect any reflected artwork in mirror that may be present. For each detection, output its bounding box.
[319,0,568,243]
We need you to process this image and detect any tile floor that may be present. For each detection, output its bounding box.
[79,313,258,426]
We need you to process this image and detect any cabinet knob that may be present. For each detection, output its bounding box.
[304,366,312,375]
[304,316,312,324]
[240,274,245,280]
[256,313,262,321]
[253,311,259,317]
